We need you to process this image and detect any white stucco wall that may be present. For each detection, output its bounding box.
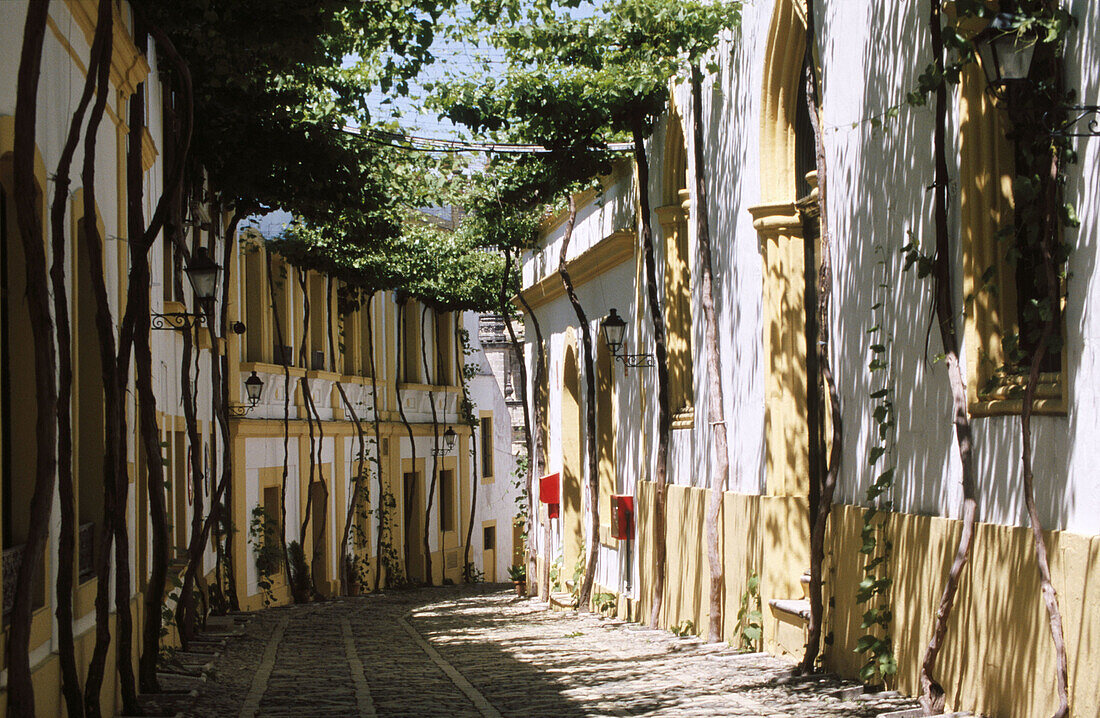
[522,0,1100,599]
[464,313,521,582]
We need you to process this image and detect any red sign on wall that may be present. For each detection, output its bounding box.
[611,494,634,540]
[539,473,560,504]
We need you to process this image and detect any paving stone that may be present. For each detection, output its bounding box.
[179,586,922,717]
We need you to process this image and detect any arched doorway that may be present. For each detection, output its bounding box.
[748,0,823,658]
[749,0,817,499]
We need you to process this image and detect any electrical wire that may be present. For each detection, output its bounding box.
[340,125,632,155]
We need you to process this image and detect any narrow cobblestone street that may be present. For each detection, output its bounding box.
[176,586,920,717]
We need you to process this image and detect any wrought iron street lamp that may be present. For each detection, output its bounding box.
[152,246,222,330]
[974,13,1036,102]
[600,308,654,371]
[974,13,1100,137]
[433,426,458,456]
[230,371,265,417]
[184,246,221,302]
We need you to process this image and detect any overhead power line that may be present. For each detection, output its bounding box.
[340,125,633,155]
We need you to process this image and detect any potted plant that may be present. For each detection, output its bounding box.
[507,564,527,596]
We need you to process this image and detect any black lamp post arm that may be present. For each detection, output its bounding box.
[1049,104,1100,137]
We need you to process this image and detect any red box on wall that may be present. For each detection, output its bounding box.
[539,473,560,504]
[611,494,634,540]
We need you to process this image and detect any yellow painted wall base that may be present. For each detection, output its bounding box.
[0,594,147,718]
[630,482,1099,718]
[826,504,1100,718]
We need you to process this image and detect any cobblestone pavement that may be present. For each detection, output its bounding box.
[184,585,920,718]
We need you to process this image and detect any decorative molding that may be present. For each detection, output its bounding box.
[141,126,158,172]
[62,0,150,99]
[758,0,808,204]
[519,231,636,311]
[971,372,1067,417]
[748,202,803,252]
[655,204,685,231]
[671,406,694,430]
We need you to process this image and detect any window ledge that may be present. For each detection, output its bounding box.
[398,382,460,393]
[671,406,694,430]
[242,361,306,378]
[971,373,1066,416]
[970,397,1067,417]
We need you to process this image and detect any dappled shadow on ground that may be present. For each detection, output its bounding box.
[184,586,921,717]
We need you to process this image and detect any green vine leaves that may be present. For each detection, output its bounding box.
[428,0,742,294]
[248,504,283,608]
[856,245,899,686]
[136,0,454,220]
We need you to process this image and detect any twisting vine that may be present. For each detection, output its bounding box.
[854,244,898,686]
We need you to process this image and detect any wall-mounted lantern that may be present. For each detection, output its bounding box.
[600,308,654,371]
[229,371,265,417]
[974,13,1099,137]
[184,246,221,303]
[152,246,222,330]
[433,426,458,456]
[974,13,1037,102]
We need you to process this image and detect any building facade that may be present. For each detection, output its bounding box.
[0,2,517,714]
[521,2,1100,717]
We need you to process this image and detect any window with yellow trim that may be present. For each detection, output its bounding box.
[958,54,1066,416]
[401,298,420,382]
[480,414,494,480]
[657,114,694,425]
[439,469,455,533]
[434,309,452,385]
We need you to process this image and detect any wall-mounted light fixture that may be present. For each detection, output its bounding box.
[229,371,265,417]
[152,246,222,330]
[974,13,1099,137]
[433,426,458,456]
[600,308,654,371]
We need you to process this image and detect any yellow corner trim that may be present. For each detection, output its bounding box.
[519,231,636,311]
